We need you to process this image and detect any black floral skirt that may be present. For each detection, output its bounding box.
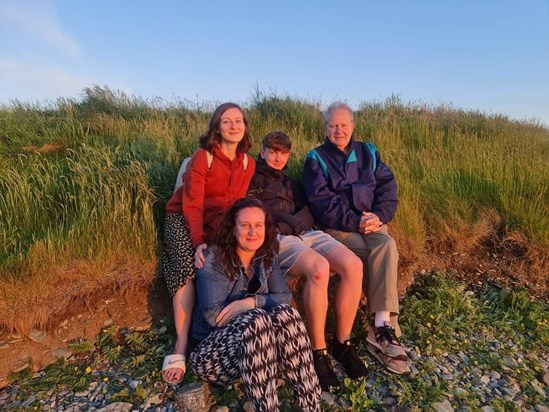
[162,213,196,297]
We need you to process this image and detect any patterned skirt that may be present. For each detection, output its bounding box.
[162,213,196,297]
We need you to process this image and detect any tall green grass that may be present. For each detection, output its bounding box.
[0,86,547,331]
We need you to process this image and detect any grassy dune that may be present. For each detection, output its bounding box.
[0,86,547,332]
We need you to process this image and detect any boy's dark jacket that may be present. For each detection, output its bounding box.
[248,157,315,236]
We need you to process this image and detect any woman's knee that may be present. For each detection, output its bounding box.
[241,309,274,336]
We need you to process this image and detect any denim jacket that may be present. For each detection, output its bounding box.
[191,245,292,340]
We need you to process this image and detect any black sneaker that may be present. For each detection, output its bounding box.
[312,349,339,391]
[330,338,368,379]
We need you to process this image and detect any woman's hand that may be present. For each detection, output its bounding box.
[359,212,382,234]
[194,243,208,268]
[215,297,255,327]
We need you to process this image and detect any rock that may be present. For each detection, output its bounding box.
[21,395,36,408]
[392,407,412,412]
[454,388,468,397]
[408,350,419,361]
[12,361,30,373]
[502,383,520,398]
[432,400,454,412]
[213,408,229,412]
[480,375,490,385]
[175,382,214,412]
[141,393,163,409]
[242,401,255,412]
[480,407,494,412]
[381,396,396,406]
[457,407,473,412]
[543,373,549,387]
[97,402,133,412]
[28,329,46,343]
[321,391,337,406]
[490,371,501,380]
[53,348,72,359]
[8,334,23,344]
[535,405,549,412]
[531,380,546,399]
[74,390,89,397]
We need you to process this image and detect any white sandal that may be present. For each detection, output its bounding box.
[162,354,186,384]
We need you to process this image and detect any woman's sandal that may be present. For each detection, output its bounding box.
[162,354,186,384]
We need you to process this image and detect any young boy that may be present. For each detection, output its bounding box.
[248,131,373,390]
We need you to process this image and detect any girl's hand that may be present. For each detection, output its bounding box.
[194,243,208,268]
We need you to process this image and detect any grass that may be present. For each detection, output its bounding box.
[0,86,548,333]
[5,272,548,410]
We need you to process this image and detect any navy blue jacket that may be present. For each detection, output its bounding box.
[303,137,398,232]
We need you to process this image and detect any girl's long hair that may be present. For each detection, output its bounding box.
[198,102,253,154]
[214,198,277,280]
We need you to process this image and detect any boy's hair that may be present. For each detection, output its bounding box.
[262,131,292,152]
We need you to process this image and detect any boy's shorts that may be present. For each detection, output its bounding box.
[277,229,342,275]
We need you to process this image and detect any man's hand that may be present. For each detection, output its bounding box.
[359,212,382,234]
[194,243,208,268]
[215,297,255,327]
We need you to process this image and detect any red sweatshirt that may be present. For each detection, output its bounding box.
[165,146,255,248]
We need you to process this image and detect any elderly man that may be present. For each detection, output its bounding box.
[303,102,410,375]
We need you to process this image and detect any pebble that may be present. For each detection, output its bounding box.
[28,329,47,343]
[53,348,73,359]
[381,396,396,406]
[454,388,468,397]
[489,371,501,380]
[530,380,546,399]
[12,362,30,373]
[432,399,454,412]
[0,322,547,411]
[21,395,36,408]
[408,350,420,361]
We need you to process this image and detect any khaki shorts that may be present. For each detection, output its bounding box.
[277,229,342,275]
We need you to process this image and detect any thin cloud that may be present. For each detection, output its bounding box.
[0,58,91,99]
[1,0,80,58]
[0,58,134,102]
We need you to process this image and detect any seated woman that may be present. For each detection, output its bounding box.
[162,102,255,384]
[189,198,321,412]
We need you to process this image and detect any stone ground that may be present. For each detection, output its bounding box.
[1,254,548,411]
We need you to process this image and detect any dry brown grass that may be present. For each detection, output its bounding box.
[21,143,66,153]
[0,257,156,334]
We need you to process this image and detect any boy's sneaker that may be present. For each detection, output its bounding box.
[330,338,368,379]
[312,349,339,391]
[367,322,408,360]
[367,343,411,375]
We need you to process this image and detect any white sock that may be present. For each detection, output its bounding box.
[374,311,391,328]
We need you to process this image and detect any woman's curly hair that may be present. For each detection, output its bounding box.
[214,198,277,280]
[198,102,253,154]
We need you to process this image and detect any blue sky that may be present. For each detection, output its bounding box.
[1,0,548,125]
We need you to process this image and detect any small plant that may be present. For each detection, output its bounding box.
[341,377,377,411]
[68,338,96,354]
